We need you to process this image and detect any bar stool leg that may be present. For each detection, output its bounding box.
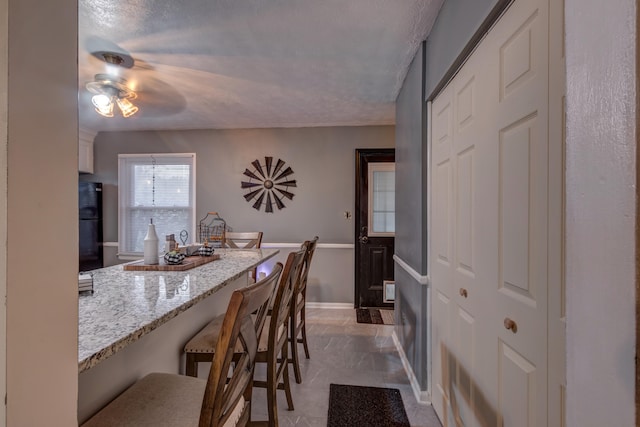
[266,352,279,427]
[185,353,198,377]
[301,306,310,359]
[282,348,294,410]
[290,316,303,384]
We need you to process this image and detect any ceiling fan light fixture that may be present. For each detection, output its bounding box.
[116,97,139,118]
[92,94,115,117]
[86,74,139,118]
[91,93,112,108]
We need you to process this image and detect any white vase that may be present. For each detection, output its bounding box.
[143,221,159,265]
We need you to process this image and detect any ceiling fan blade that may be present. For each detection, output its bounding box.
[251,160,265,179]
[275,188,295,200]
[265,157,273,175]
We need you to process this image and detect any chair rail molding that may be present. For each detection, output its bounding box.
[393,254,429,285]
[261,242,354,249]
[107,242,354,250]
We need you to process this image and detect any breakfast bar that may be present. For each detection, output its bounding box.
[78,248,279,423]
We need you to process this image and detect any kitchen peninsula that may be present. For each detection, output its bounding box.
[78,248,278,423]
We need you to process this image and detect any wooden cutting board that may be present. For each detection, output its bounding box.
[123,254,221,271]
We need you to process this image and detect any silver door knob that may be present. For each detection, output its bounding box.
[359,235,369,244]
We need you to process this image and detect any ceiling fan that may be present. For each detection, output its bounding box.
[85,53,139,118]
[82,41,187,123]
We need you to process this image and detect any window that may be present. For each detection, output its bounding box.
[368,162,395,236]
[118,153,196,257]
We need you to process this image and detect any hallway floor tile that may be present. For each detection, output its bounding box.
[250,308,443,427]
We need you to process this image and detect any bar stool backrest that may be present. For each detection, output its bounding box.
[223,232,263,249]
[268,246,306,356]
[297,236,318,300]
[199,262,282,427]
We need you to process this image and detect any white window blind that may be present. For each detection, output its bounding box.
[118,153,196,256]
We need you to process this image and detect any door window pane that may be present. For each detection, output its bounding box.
[368,163,395,236]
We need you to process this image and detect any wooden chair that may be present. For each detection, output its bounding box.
[252,246,306,427]
[81,263,283,427]
[288,236,318,384]
[184,247,306,427]
[223,231,263,249]
[223,231,263,281]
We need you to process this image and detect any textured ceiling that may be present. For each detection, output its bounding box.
[79,0,444,132]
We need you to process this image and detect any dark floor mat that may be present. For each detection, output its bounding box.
[356,308,394,324]
[327,384,410,427]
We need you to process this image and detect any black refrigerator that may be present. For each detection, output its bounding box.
[79,181,104,271]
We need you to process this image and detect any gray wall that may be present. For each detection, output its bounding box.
[395,0,501,396]
[424,0,499,97]
[394,42,429,390]
[85,126,393,243]
[258,246,355,304]
[82,125,394,304]
[396,42,428,271]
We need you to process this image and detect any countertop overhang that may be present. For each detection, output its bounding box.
[78,248,279,372]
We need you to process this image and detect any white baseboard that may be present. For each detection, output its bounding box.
[306,302,353,309]
[392,330,432,405]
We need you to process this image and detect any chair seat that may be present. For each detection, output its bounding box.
[81,373,205,427]
[82,372,246,427]
[185,314,282,354]
[184,314,225,353]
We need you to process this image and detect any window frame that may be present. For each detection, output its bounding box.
[118,153,196,258]
[367,162,395,237]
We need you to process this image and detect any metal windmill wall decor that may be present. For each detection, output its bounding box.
[241,156,297,212]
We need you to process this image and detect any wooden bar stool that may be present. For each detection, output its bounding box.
[81,263,283,427]
[223,231,263,282]
[184,247,307,427]
[252,246,306,426]
[289,236,318,384]
[223,231,263,249]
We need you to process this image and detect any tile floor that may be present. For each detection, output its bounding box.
[250,307,443,426]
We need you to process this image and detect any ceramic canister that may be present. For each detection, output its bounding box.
[143,221,159,265]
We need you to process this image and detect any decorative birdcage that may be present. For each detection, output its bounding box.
[198,212,231,247]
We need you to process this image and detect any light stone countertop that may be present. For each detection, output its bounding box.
[78,248,279,372]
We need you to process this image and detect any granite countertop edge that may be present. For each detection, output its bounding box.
[78,249,279,372]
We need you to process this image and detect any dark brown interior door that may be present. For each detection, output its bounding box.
[355,148,395,308]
